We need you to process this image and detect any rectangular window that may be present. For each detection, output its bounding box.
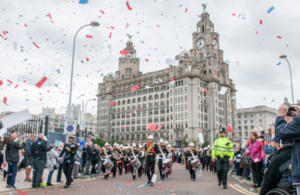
[142,118,147,124]
[185,87,187,93]
[185,113,187,119]
[185,104,187,110]
[137,119,141,124]
[185,96,187,102]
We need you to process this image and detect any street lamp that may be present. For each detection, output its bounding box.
[279,55,294,104]
[67,22,100,119]
[83,98,97,141]
[236,103,244,141]
[205,96,213,146]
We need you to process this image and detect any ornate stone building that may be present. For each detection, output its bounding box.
[96,9,237,145]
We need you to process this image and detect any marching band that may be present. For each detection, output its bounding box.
[96,129,232,189]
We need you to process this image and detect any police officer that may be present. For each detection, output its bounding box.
[157,139,168,181]
[212,128,234,189]
[58,135,77,188]
[187,143,198,181]
[143,135,159,187]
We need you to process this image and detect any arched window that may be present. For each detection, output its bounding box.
[161,93,165,98]
[137,97,141,102]
[122,100,126,105]
[149,95,153,100]
[117,101,121,105]
[143,96,147,101]
[127,99,131,104]
[155,94,159,99]
[132,98,136,103]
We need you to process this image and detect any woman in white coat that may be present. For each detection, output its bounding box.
[46,145,58,186]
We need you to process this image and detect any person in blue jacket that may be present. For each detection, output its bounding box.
[275,104,300,193]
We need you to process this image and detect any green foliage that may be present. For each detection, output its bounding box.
[193,140,198,147]
[182,136,189,147]
[201,139,210,148]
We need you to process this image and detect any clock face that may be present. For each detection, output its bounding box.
[196,38,206,50]
[212,39,218,50]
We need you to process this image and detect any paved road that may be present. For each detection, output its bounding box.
[1,164,258,195]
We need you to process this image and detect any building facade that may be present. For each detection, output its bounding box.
[236,105,277,140]
[96,9,237,145]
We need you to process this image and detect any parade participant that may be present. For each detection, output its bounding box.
[118,145,124,175]
[166,143,173,176]
[212,128,234,189]
[202,147,207,170]
[158,139,168,181]
[123,147,129,174]
[205,145,212,172]
[58,135,77,188]
[129,143,140,180]
[125,146,131,173]
[187,143,198,181]
[111,143,121,178]
[138,145,145,178]
[184,147,189,170]
[143,135,159,186]
[198,149,204,167]
[101,142,112,180]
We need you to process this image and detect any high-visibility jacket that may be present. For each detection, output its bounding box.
[212,137,234,160]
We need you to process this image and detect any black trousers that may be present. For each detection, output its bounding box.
[138,161,143,176]
[81,158,86,172]
[206,158,211,171]
[216,157,229,186]
[124,160,129,173]
[101,163,108,178]
[145,161,155,182]
[251,161,263,185]
[188,161,195,179]
[111,162,117,176]
[63,162,74,186]
[91,161,97,174]
[118,161,123,175]
[158,159,165,178]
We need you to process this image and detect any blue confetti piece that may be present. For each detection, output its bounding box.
[267,6,274,14]
[67,160,70,163]
[116,184,119,187]
[81,60,83,63]
[56,69,60,73]
[19,15,23,17]
[101,73,103,76]
[36,157,39,160]
[38,142,41,145]
[55,84,58,87]
[143,183,148,186]
[155,48,157,50]
[53,42,55,44]
[242,17,246,20]
[137,31,139,34]
[21,46,23,48]
[26,99,29,101]
[24,58,27,61]
[16,23,18,25]
[21,49,23,52]
[105,128,107,131]
[277,62,281,66]
[142,20,144,22]
[179,4,182,7]
[77,74,79,76]
[198,15,201,18]
[9,193,14,195]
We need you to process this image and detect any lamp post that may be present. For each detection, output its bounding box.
[279,55,294,104]
[205,96,213,145]
[67,22,100,120]
[83,98,97,140]
[236,103,244,141]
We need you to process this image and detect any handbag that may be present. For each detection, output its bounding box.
[242,156,252,167]
[48,153,59,170]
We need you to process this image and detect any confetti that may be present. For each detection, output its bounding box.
[126,1,132,10]
[267,6,274,14]
[18,190,27,195]
[33,42,39,48]
[3,97,8,106]
[86,35,93,38]
[260,20,262,24]
[46,13,54,23]
[109,32,112,38]
[79,0,89,4]
[232,13,236,16]
[109,102,118,105]
[131,85,139,92]
[120,50,129,55]
[277,62,281,66]
[277,36,282,39]
[100,10,105,14]
[35,76,48,88]
[7,80,13,84]
[185,8,188,13]
[0,80,3,87]
[236,61,239,66]
[145,59,148,62]
[146,123,156,131]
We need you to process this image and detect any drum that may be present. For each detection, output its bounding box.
[103,160,114,170]
[130,158,141,170]
[191,159,201,170]
[163,159,172,169]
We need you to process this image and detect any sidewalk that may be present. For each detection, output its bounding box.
[0,168,104,192]
[229,173,261,194]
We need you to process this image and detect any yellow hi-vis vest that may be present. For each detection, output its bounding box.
[212,137,234,160]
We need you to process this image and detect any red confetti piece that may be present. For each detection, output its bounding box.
[232,13,236,16]
[145,59,149,62]
[120,50,129,55]
[260,20,262,24]
[35,76,48,88]
[157,25,160,27]
[236,61,239,66]
[277,36,282,39]
[3,97,8,106]
[0,80,3,86]
[256,31,258,34]
[0,34,2,38]
[7,79,13,84]
[86,57,89,62]
[109,102,118,105]
[146,123,156,131]
[171,183,173,186]
[170,78,174,82]
[18,190,27,195]
[45,191,47,194]
[185,8,188,13]
[203,89,209,92]
[111,26,114,29]
[86,35,93,38]
[15,84,18,89]
[126,1,132,10]
[100,10,105,14]
[109,32,112,38]
[131,85,139,92]
[46,13,54,23]
[286,44,288,47]
[127,181,131,184]
[33,42,39,48]
[24,24,28,27]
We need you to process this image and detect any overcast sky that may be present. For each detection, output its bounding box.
[0,0,299,116]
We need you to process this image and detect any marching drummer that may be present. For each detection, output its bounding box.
[101,142,112,180]
[187,143,198,181]
[118,145,124,175]
[129,143,140,180]
[123,147,129,174]
[157,139,169,181]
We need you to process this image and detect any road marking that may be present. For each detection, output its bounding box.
[229,184,257,195]
[233,184,258,195]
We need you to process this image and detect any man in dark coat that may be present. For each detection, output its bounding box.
[81,142,88,173]
[85,142,94,175]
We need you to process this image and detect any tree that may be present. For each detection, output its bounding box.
[201,139,210,148]
[182,136,188,147]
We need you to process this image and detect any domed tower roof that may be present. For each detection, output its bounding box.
[179,49,191,57]
[123,35,136,55]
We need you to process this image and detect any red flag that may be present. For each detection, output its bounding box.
[126,1,132,10]
[120,50,129,55]
[146,123,156,131]
[0,80,3,86]
[109,102,118,105]
[35,76,48,88]
[260,20,262,24]
[3,97,8,106]
[131,85,139,91]
[86,35,93,38]
[227,125,234,133]
[7,79,13,84]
